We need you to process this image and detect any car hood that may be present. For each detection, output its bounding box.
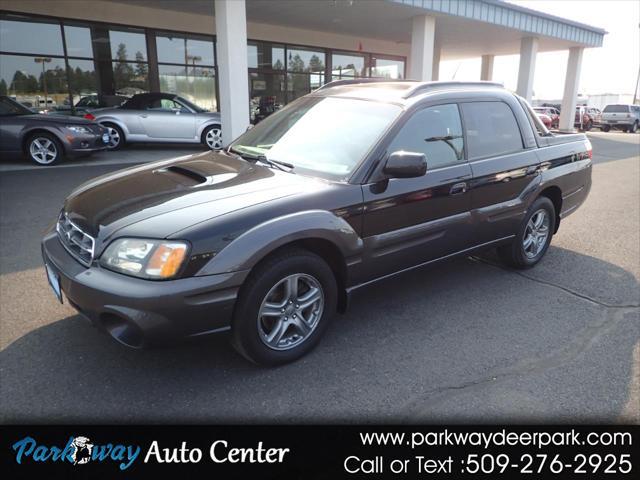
[63,151,328,243]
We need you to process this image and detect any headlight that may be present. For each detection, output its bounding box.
[100,238,189,279]
[66,125,91,134]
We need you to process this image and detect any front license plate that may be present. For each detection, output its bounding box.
[102,133,110,143]
[45,264,63,304]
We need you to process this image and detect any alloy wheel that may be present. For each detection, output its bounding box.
[29,137,58,165]
[205,128,222,150]
[106,126,120,149]
[523,209,550,259]
[257,273,324,351]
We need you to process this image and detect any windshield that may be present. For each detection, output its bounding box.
[603,104,630,113]
[229,96,401,180]
[0,96,33,116]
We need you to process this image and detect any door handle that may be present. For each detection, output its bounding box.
[450,182,467,195]
[140,114,148,118]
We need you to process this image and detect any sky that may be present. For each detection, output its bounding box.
[438,0,640,99]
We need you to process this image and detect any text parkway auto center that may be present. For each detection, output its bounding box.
[1,0,605,148]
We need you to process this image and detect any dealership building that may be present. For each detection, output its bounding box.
[0,0,605,143]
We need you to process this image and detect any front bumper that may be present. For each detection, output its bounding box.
[41,229,249,347]
[63,129,110,156]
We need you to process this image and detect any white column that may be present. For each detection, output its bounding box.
[558,47,585,132]
[409,15,436,81]
[480,54,494,81]
[432,47,441,81]
[215,0,250,146]
[516,37,538,101]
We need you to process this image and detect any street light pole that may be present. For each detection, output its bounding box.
[34,57,52,110]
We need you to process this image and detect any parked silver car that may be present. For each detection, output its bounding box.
[85,92,223,150]
[601,104,640,133]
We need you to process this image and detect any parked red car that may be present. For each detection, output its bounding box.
[574,106,602,131]
[536,113,553,129]
[533,106,560,129]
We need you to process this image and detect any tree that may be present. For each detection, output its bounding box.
[308,54,324,73]
[0,79,7,95]
[113,43,134,89]
[134,51,148,77]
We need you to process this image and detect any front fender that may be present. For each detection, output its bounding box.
[196,210,363,276]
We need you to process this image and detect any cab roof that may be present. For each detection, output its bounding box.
[310,79,507,106]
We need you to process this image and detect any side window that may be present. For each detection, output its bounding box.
[387,104,465,169]
[461,101,523,160]
[160,98,180,110]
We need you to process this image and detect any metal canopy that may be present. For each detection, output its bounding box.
[106,0,606,60]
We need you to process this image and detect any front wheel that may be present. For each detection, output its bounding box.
[630,121,638,133]
[27,133,63,166]
[497,197,556,269]
[602,125,611,132]
[202,125,223,150]
[231,249,337,365]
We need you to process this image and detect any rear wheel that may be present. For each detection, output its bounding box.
[27,133,63,166]
[231,249,337,365]
[498,197,556,269]
[202,125,222,150]
[103,123,124,150]
[602,125,611,132]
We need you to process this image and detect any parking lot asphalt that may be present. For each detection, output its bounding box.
[0,132,638,423]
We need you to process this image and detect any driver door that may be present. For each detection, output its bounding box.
[139,98,196,139]
[360,103,473,280]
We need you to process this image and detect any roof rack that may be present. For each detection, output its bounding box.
[316,79,505,98]
[315,78,414,91]
[401,81,504,99]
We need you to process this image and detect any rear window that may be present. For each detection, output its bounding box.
[461,101,524,160]
[603,105,630,113]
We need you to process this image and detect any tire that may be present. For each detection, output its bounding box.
[102,122,124,150]
[202,124,223,150]
[26,132,63,166]
[231,248,337,366]
[497,196,556,269]
[602,125,611,132]
[630,121,638,133]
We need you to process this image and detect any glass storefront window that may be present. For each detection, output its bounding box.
[371,57,405,79]
[156,35,215,66]
[64,25,93,58]
[248,42,285,70]
[0,18,64,56]
[249,71,286,124]
[0,54,68,109]
[113,61,148,96]
[159,64,216,111]
[110,29,147,62]
[287,47,325,73]
[332,52,367,78]
[67,59,97,104]
[288,72,324,102]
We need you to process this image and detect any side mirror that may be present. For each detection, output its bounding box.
[383,151,427,179]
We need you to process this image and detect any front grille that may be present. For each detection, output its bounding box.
[56,212,95,266]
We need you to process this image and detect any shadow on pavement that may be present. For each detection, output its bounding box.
[1,247,638,424]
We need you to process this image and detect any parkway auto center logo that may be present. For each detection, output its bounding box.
[11,435,141,470]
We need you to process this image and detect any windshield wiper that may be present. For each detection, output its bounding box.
[227,147,294,172]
